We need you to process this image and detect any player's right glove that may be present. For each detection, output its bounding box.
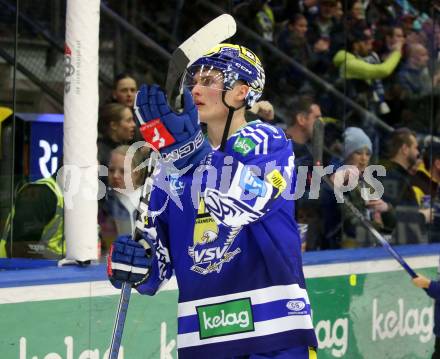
[107,234,155,288]
[134,84,211,170]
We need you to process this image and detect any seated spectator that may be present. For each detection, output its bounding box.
[397,43,440,99]
[420,19,440,62]
[343,0,367,33]
[98,103,136,167]
[380,128,433,243]
[285,95,322,168]
[364,1,397,29]
[298,0,319,18]
[377,25,407,127]
[378,25,406,60]
[307,0,345,57]
[277,14,311,68]
[111,72,138,108]
[0,175,65,258]
[277,14,331,92]
[98,145,148,253]
[233,0,274,53]
[333,22,403,118]
[333,1,343,24]
[392,43,440,132]
[256,0,275,42]
[321,127,393,248]
[399,14,417,37]
[285,96,324,250]
[411,139,440,241]
[412,139,440,202]
[348,0,365,22]
[307,0,338,43]
[381,128,421,206]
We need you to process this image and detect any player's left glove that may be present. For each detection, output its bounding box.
[134,84,211,170]
[107,234,156,289]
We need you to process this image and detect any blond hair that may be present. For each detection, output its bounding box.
[110,145,147,186]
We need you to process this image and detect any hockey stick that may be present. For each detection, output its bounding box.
[165,13,236,103]
[108,15,237,359]
[108,158,156,359]
[308,121,418,279]
[319,173,418,278]
[337,193,418,278]
[312,118,324,167]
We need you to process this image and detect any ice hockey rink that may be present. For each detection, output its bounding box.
[1,0,440,358]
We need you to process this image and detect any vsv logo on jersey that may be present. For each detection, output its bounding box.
[189,196,242,275]
[239,167,267,197]
[233,136,256,156]
[197,298,255,339]
[39,140,59,178]
[193,245,228,264]
[188,238,241,275]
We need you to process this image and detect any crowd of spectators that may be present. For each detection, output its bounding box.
[219,0,440,250]
[3,0,440,258]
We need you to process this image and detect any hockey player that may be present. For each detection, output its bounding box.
[108,44,318,358]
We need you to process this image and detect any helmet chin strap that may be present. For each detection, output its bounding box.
[219,91,245,152]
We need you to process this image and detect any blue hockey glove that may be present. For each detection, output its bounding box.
[134,84,211,170]
[107,234,155,288]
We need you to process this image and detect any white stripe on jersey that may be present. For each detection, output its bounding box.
[255,122,283,139]
[238,126,271,155]
[178,283,310,316]
[239,127,263,152]
[177,314,314,348]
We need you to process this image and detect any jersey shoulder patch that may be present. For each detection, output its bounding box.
[230,121,288,156]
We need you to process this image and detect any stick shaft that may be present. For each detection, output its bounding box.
[308,125,418,278]
[107,14,237,357]
[341,189,418,278]
[109,282,132,359]
[107,156,156,358]
[365,224,417,278]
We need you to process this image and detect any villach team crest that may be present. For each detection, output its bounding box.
[188,197,241,275]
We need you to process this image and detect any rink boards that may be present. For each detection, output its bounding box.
[0,244,439,359]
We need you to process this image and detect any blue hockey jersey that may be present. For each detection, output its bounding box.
[138,120,317,358]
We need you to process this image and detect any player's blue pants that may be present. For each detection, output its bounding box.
[228,346,317,359]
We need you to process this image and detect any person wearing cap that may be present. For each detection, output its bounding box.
[321,127,394,248]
